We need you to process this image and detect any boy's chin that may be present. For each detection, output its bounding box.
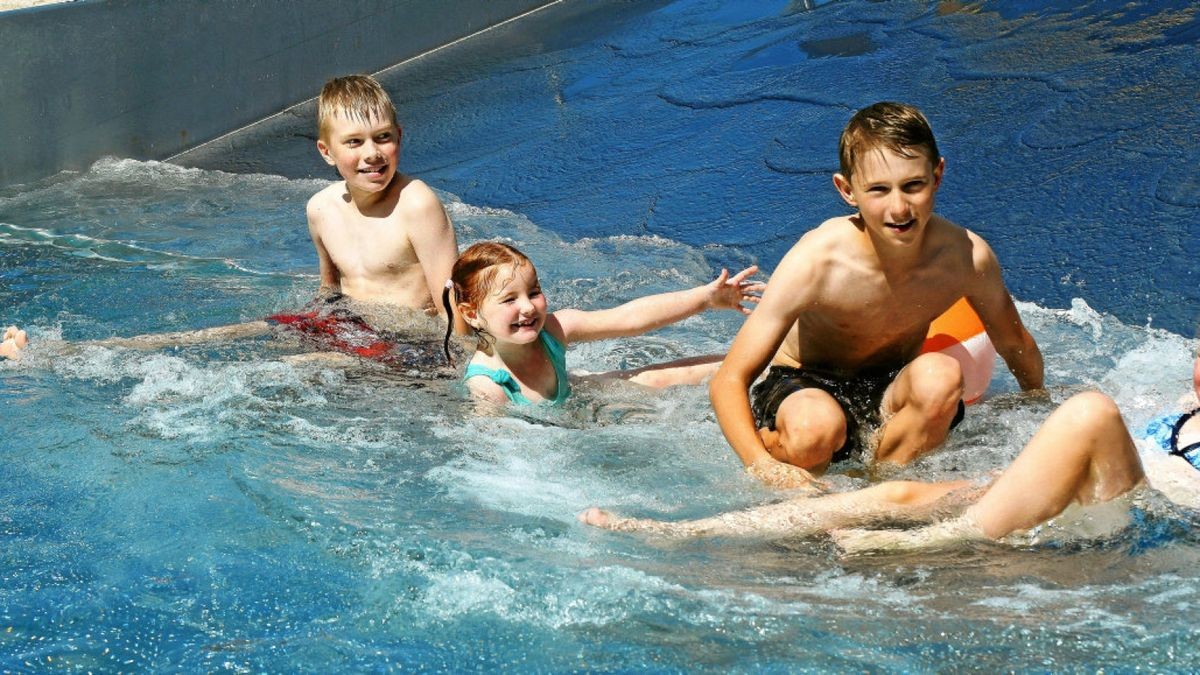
[344,171,394,191]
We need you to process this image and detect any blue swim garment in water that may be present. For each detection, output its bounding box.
[1141,408,1200,470]
[463,331,571,406]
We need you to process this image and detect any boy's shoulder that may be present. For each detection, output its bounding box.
[777,215,859,264]
[306,181,346,215]
[393,176,445,216]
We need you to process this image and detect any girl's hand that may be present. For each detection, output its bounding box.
[706,266,765,315]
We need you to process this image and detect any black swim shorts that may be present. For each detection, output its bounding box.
[750,365,965,463]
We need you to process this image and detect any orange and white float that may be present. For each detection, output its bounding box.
[920,297,996,404]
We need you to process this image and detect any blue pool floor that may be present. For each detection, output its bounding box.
[2,0,1199,670]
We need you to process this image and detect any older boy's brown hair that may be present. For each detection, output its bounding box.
[317,74,398,139]
[838,102,940,182]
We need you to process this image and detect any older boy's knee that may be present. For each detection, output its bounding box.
[772,394,846,472]
[905,352,964,419]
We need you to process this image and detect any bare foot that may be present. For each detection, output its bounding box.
[1,326,28,360]
[579,507,619,528]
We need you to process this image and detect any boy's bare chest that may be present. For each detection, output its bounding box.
[322,215,420,275]
[786,268,964,368]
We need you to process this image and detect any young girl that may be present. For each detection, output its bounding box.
[442,242,763,406]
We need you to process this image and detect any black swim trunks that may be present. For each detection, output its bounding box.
[751,365,966,463]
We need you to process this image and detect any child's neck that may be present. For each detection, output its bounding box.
[347,173,406,216]
[491,334,545,369]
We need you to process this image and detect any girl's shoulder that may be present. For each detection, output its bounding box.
[463,354,518,403]
[542,312,571,346]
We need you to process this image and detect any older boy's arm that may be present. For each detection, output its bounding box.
[556,266,762,343]
[710,263,822,491]
[404,181,469,335]
[711,309,803,480]
[967,237,1044,390]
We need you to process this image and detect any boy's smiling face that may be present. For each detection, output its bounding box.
[833,146,944,247]
[317,112,401,195]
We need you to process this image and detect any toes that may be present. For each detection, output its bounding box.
[578,507,612,527]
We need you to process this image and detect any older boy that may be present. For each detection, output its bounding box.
[711,102,1044,489]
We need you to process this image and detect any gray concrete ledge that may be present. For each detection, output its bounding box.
[0,0,556,187]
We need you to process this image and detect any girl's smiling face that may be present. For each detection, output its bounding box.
[469,262,548,346]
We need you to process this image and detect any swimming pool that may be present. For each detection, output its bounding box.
[3,0,1199,670]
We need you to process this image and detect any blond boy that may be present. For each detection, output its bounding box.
[2,75,464,363]
[305,75,460,316]
[711,102,1044,489]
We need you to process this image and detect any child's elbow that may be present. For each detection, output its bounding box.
[708,363,739,403]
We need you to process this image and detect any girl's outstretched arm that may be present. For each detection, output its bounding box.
[554,266,764,344]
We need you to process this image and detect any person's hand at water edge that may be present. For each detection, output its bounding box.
[746,457,827,493]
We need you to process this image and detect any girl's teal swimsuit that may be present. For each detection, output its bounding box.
[463,331,572,406]
[1140,408,1200,470]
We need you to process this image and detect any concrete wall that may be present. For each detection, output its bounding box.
[0,0,555,188]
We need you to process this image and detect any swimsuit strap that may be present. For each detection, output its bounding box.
[538,330,572,404]
[1169,408,1200,464]
[461,331,570,406]
[462,363,532,405]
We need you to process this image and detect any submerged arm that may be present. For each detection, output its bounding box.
[307,196,342,297]
[405,181,470,335]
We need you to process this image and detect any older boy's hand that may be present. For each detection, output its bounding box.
[746,457,827,493]
[706,266,765,315]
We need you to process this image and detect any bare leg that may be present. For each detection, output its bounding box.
[580,479,971,539]
[875,352,965,465]
[89,321,271,349]
[964,391,1143,538]
[835,392,1144,553]
[601,354,724,388]
[1,326,28,360]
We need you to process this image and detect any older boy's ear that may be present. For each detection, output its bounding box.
[933,157,945,189]
[832,173,856,207]
[316,139,336,166]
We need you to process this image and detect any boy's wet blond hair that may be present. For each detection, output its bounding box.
[838,102,940,182]
[317,75,398,139]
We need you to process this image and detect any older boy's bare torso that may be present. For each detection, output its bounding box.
[771,215,977,373]
[309,177,439,313]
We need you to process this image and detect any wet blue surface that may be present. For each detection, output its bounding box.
[3,0,1200,671]
[183,0,1199,336]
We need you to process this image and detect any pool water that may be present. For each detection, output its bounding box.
[3,0,1200,671]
